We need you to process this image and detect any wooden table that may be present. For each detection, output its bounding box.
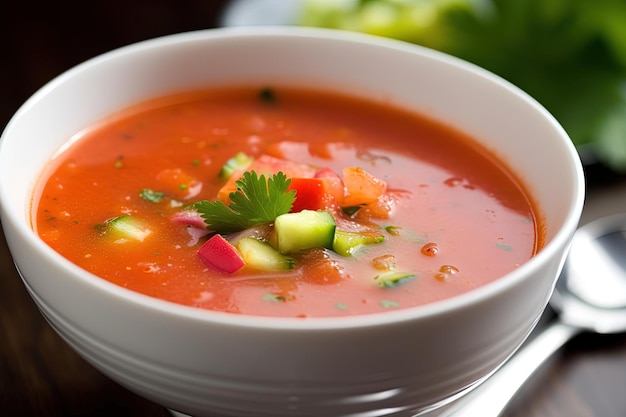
[2,1,626,415]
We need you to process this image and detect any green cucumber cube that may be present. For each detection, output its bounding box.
[272,210,336,254]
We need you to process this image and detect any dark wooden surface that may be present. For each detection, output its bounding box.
[2,1,626,416]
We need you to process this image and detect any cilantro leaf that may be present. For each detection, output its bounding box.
[194,171,295,234]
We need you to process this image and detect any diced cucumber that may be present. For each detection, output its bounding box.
[219,152,253,179]
[333,230,384,257]
[235,237,294,271]
[374,271,416,288]
[96,214,151,242]
[271,210,336,254]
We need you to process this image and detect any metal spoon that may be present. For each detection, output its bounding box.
[439,213,626,416]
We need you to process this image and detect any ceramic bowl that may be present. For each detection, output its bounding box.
[0,27,584,417]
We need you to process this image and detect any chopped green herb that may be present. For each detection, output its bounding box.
[194,171,295,234]
[384,225,402,236]
[380,300,400,309]
[139,188,165,203]
[383,225,425,243]
[114,160,123,168]
[192,159,200,166]
[179,184,188,191]
[342,205,362,216]
[335,302,349,311]
[496,242,513,251]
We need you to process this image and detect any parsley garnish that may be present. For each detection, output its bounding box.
[194,171,295,234]
[139,188,165,203]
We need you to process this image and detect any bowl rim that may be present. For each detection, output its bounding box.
[0,26,586,330]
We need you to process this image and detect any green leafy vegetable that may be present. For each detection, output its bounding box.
[194,171,295,234]
[298,0,626,171]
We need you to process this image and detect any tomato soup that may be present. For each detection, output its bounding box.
[33,87,541,318]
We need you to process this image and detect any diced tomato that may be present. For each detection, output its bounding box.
[314,167,345,205]
[355,191,399,220]
[297,248,345,285]
[217,154,318,203]
[288,178,326,212]
[263,141,333,160]
[342,167,387,207]
[197,234,244,274]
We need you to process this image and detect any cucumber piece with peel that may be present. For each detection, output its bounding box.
[271,210,336,254]
[235,237,294,271]
[96,214,151,243]
[333,230,384,257]
[219,152,253,179]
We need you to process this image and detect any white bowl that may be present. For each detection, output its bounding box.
[0,27,584,417]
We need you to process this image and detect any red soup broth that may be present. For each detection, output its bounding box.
[33,86,543,318]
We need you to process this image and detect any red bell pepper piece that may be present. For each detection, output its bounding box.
[288,177,327,212]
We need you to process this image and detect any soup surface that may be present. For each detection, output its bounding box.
[34,86,541,317]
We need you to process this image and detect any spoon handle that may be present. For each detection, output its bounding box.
[439,320,582,417]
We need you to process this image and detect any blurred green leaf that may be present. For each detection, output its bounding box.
[299,0,626,171]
